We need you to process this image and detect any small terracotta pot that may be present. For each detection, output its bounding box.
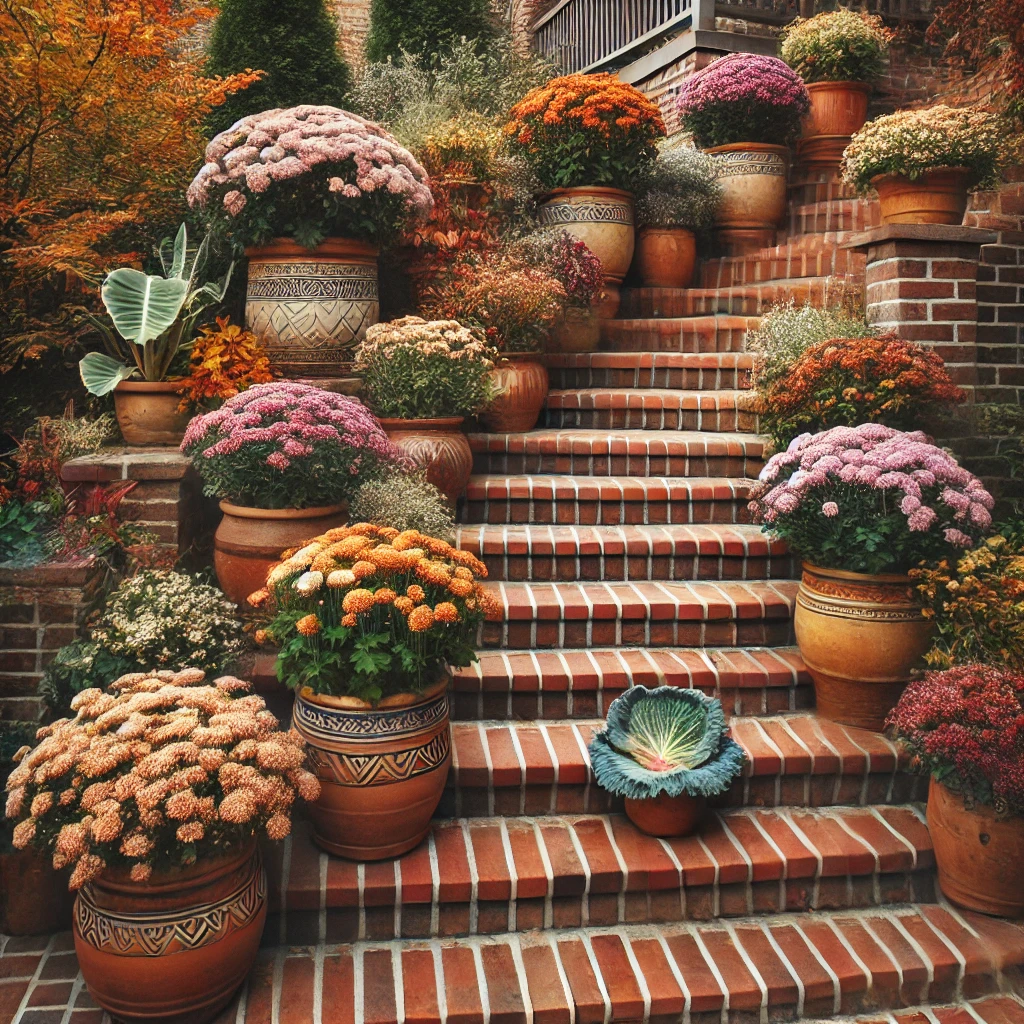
[706,143,789,255]
[113,381,190,446]
[481,354,550,434]
[624,793,706,837]
[872,167,970,225]
[550,307,601,354]
[0,847,73,935]
[293,679,451,860]
[798,81,871,168]
[377,418,472,503]
[636,228,697,288]
[73,843,266,1024]
[538,186,634,318]
[794,563,934,732]
[927,778,1024,917]
[214,501,348,606]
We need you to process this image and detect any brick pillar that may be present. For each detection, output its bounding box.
[844,225,998,396]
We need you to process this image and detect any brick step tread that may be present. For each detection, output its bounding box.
[451,522,795,583]
[265,806,935,943]
[542,390,758,433]
[546,388,751,410]
[543,351,756,391]
[451,645,807,720]
[457,475,757,526]
[446,714,924,816]
[235,910,1024,1024]
[602,314,758,344]
[700,247,866,288]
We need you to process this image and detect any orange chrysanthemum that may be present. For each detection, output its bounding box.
[448,577,473,598]
[407,605,435,632]
[295,614,321,637]
[351,560,377,580]
[406,584,426,604]
[341,613,358,627]
[342,589,375,614]
[394,596,415,615]
[434,602,459,624]
[375,588,397,605]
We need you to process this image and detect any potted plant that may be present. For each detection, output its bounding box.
[888,663,1024,917]
[507,229,606,353]
[187,105,433,376]
[588,686,746,836]
[349,472,457,541]
[251,523,497,859]
[634,146,722,288]
[754,331,965,453]
[353,317,498,502]
[841,105,1002,224]
[749,423,995,730]
[78,225,232,445]
[5,667,318,1023]
[422,257,565,433]
[181,381,405,605]
[505,73,666,317]
[676,54,809,254]
[780,9,891,168]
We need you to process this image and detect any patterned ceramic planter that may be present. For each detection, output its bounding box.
[706,144,789,255]
[245,237,379,377]
[377,418,473,503]
[73,843,266,1023]
[292,678,452,860]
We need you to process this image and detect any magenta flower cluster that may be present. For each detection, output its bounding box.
[754,423,993,544]
[677,53,810,117]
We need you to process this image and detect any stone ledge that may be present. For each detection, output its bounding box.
[61,447,189,483]
[0,557,96,591]
[843,224,998,252]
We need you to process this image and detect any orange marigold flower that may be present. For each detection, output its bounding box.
[342,588,375,614]
[295,614,321,637]
[393,597,414,615]
[407,605,435,632]
[434,602,459,623]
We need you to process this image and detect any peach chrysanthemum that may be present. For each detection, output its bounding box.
[296,614,321,637]
[121,832,154,858]
[176,821,205,843]
[130,862,152,882]
[434,602,459,624]
[248,588,270,608]
[265,813,292,840]
[310,552,337,574]
[256,742,304,771]
[342,589,375,614]
[12,744,30,764]
[336,535,374,559]
[174,668,207,686]
[321,526,353,543]
[374,588,396,605]
[192,725,234,748]
[406,585,425,604]
[59,788,76,806]
[198,748,227,772]
[55,822,88,860]
[165,789,204,821]
[112,772,146,801]
[139,809,164,828]
[5,787,24,818]
[81,782,114,811]
[91,814,123,844]
[351,560,377,580]
[287,767,321,802]
[407,605,435,632]
[392,530,423,551]
[12,819,35,849]
[393,596,414,615]
[327,569,357,588]
[69,854,105,890]
[219,789,257,823]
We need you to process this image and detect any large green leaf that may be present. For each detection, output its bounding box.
[617,694,718,771]
[79,352,137,396]
[101,267,189,346]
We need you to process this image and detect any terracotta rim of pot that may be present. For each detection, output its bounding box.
[299,674,450,712]
[805,80,872,94]
[114,380,183,394]
[218,501,348,519]
[802,561,913,584]
[94,839,256,894]
[245,236,379,260]
[870,166,971,189]
[705,142,790,157]
[542,186,634,202]
[377,417,466,429]
[499,351,545,363]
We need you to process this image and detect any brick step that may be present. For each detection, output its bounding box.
[788,172,863,205]
[785,198,881,238]
[445,715,924,817]
[542,389,758,433]
[230,910,1024,1024]
[457,475,756,526]
[451,645,808,721]
[544,351,755,391]
[601,306,758,337]
[478,579,796,651]
[265,805,935,944]
[700,244,866,289]
[468,430,764,479]
[451,523,795,584]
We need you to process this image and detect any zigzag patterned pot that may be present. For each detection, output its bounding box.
[292,678,451,860]
[245,237,379,378]
[73,842,266,1024]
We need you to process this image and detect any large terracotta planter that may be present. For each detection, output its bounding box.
[113,381,190,446]
[798,81,871,168]
[214,501,348,606]
[927,778,1024,918]
[245,237,379,377]
[481,354,550,434]
[872,167,970,225]
[706,143,789,255]
[550,306,601,354]
[794,563,934,732]
[377,417,472,503]
[538,186,634,318]
[636,227,697,288]
[292,678,451,860]
[624,793,705,837]
[73,842,266,1024]
[0,847,73,935]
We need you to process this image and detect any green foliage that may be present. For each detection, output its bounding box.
[205,0,352,133]
[38,640,137,720]
[635,145,722,230]
[349,473,456,542]
[365,0,497,65]
[0,499,57,566]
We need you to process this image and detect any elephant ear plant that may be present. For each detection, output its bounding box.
[79,224,233,396]
[588,686,746,836]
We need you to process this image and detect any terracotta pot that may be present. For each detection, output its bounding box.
[636,227,697,288]
[872,167,970,225]
[377,418,472,503]
[794,563,934,732]
[624,793,706,837]
[245,237,379,377]
[538,187,634,318]
[798,81,871,168]
[550,306,601,354]
[73,842,266,1024]
[481,354,550,434]
[113,381,190,446]
[292,678,451,860]
[0,847,73,935]
[927,778,1024,917]
[214,501,348,606]
[706,143,789,255]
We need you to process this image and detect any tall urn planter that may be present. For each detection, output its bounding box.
[706,144,789,255]
[481,354,550,433]
[293,678,452,860]
[799,81,871,168]
[794,563,933,731]
[378,418,473,503]
[73,843,266,1024]
[245,237,380,377]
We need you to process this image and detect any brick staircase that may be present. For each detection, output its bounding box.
[6,169,1024,1024]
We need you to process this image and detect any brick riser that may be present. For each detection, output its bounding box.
[545,352,755,391]
[543,389,759,433]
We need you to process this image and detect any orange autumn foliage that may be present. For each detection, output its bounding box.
[178,317,276,412]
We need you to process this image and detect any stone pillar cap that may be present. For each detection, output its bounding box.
[842,224,998,252]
